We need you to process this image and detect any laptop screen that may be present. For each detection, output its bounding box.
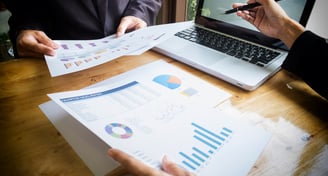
[195,0,315,49]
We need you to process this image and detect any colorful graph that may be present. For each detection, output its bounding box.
[153,74,181,89]
[105,123,133,139]
[178,122,233,172]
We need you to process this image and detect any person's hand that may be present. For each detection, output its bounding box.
[233,0,289,38]
[108,148,196,176]
[16,30,58,58]
[233,0,304,48]
[116,16,147,37]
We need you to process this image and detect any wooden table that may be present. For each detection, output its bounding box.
[1,51,327,176]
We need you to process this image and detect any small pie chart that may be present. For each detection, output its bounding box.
[153,74,181,89]
[105,123,133,139]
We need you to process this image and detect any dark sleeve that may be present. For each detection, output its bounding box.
[282,31,328,100]
[6,0,48,57]
[124,0,162,25]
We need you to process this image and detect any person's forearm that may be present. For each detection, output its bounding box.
[278,17,305,49]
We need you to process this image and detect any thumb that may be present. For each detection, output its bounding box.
[162,156,195,176]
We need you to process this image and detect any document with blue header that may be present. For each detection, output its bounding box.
[46,61,271,176]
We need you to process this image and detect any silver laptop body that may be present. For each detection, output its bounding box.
[153,0,315,91]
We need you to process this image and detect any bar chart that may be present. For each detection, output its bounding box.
[178,122,233,172]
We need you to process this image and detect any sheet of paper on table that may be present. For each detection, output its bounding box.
[41,60,271,176]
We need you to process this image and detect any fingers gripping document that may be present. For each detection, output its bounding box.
[44,22,191,77]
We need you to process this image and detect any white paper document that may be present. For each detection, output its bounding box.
[46,61,271,175]
[87,60,231,107]
[40,60,231,175]
[44,21,192,77]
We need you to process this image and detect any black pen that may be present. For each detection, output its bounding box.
[224,0,281,14]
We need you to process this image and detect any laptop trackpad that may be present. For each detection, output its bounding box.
[175,44,227,66]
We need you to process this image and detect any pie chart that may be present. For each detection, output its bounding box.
[153,74,181,89]
[105,123,133,139]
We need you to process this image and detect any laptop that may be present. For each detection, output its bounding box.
[153,0,315,91]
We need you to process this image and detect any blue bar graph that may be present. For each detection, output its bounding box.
[179,152,200,167]
[192,147,209,158]
[192,153,205,162]
[223,127,233,133]
[194,135,217,149]
[178,122,233,172]
[194,129,222,146]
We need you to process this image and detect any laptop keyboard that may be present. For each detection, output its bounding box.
[175,27,281,67]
